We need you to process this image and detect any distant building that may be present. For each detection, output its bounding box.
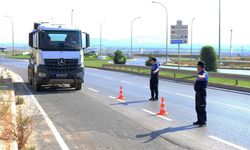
[0,47,7,52]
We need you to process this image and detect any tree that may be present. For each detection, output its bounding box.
[113,50,126,64]
[200,46,217,72]
[145,55,154,66]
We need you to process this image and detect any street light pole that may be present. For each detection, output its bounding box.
[218,0,221,66]
[230,29,233,59]
[131,17,141,57]
[100,20,105,56]
[71,9,74,26]
[190,17,195,60]
[4,15,14,56]
[152,1,168,64]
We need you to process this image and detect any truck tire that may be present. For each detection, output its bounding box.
[75,82,82,90]
[28,73,33,85]
[34,77,42,91]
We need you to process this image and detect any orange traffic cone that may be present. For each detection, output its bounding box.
[117,85,125,100]
[157,97,168,115]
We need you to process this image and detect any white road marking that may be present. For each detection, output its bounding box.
[109,96,125,103]
[209,135,247,150]
[103,76,113,80]
[91,73,100,77]
[143,86,148,88]
[108,96,116,99]
[210,101,250,112]
[175,93,250,112]
[13,72,69,150]
[88,88,99,93]
[142,109,173,121]
[176,93,194,99]
[87,68,98,70]
[121,80,133,85]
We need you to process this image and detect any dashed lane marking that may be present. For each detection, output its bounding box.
[108,96,125,103]
[209,135,247,150]
[108,96,116,99]
[13,72,70,150]
[175,93,250,112]
[121,80,133,85]
[88,88,99,93]
[91,73,100,77]
[142,109,173,121]
[103,76,113,80]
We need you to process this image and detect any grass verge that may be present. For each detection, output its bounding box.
[103,65,250,89]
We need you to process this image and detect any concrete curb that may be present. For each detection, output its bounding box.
[88,67,250,93]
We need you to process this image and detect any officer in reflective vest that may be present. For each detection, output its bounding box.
[193,61,208,127]
[149,58,159,101]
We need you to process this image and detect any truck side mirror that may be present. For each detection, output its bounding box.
[29,33,33,47]
[86,33,90,48]
[82,32,90,49]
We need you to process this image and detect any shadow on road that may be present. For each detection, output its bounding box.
[110,100,148,106]
[136,125,198,143]
[13,82,77,96]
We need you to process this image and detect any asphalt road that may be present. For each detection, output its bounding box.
[1,56,250,150]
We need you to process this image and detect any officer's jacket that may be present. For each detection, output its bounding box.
[151,63,159,79]
[194,69,208,92]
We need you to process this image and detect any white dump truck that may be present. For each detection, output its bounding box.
[28,23,90,91]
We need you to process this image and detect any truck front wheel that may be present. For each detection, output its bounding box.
[71,82,82,90]
[34,77,42,91]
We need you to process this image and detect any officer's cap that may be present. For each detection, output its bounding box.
[151,57,157,62]
[197,61,205,68]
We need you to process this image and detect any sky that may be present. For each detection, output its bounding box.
[0,0,250,48]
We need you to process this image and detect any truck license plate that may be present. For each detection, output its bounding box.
[56,74,67,78]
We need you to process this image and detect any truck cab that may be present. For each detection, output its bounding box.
[28,23,90,91]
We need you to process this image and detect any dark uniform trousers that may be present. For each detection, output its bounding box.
[150,77,158,98]
[195,90,207,123]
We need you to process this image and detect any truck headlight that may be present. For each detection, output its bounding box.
[38,72,47,77]
[77,72,83,78]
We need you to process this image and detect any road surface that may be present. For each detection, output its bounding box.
[0,56,250,150]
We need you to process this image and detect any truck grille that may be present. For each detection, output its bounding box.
[44,59,79,73]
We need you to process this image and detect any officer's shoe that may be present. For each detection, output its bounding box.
[198,122,206,127]
[149,98,154,101]
[153,97,159,101]
[193,121,200,125]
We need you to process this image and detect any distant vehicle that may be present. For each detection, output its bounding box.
[0,48,7,52]
[28,22,90,91]
[85,50,98,56]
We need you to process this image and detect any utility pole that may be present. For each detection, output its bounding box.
[131,17,141,57]
[190,18,195,60]
[71,9,74,26]
[152,1,169,64]
[4,15,15,56]
[230,29,233,59]
[100,20,105,56]
[218,0,221,66]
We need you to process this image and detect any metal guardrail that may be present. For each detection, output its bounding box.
[103,64,250,85]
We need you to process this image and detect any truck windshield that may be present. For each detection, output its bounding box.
[39,31,82,51]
